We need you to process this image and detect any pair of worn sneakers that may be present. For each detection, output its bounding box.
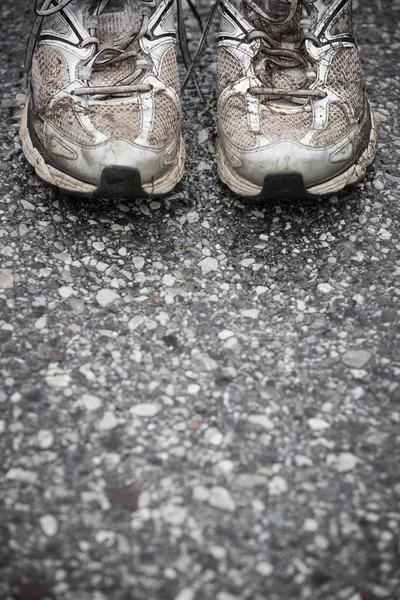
[20,0,378,200]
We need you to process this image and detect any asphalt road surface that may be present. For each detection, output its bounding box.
[0,0,400,599]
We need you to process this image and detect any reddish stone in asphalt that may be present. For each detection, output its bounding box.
[16,582,54,600]
[107,485,142,511]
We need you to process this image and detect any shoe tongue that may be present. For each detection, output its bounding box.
[262,0,292,18]
[82,0,148,89]
[271,66,307,91]
[249,0,302,49]
[101,0,125,11]
[251,0,308,94]
[94,0,143,42]
[251,0,297,17]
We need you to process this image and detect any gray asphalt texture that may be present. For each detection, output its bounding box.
[1,0,400,599]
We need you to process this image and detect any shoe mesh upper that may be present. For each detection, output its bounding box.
[220,95,257,149]
[89,102,141,142]
[269,68,307,93]
[90,57,138,88]
[50,98,95,145]
[327,47,364,119]
[31,45,69,111]
[217,48,243,96]
[312,102,350,148]
[159,47,181,95]
[149,94,180,147]
[261,107,313,142]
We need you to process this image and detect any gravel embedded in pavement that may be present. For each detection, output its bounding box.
[0,1,400,599]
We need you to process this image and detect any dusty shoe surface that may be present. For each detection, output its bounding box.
[21,0,184,198]
[216,0,378,199]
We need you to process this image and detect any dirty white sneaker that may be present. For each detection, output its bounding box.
[20,0,185,199]
[216,0,378,199]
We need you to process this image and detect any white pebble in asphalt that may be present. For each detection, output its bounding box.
[37,430,54,449]
[40,515,58,537]
[96,288,120,307]
[342,350,372,369]
[336,452,359,473]
[130,403,160,417]
[208,486,236,512]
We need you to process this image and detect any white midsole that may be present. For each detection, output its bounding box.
[19,101,185,197]
[217,105,379,198]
